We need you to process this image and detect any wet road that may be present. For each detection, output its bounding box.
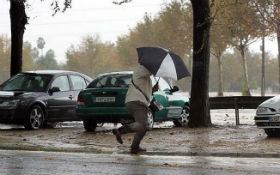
[0,150,280,175]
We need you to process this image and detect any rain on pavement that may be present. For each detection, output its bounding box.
[1,149,280,175]
[0,110,279,155]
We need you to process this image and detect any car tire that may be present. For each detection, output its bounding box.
[24,105,44,130]
[83,119,97,132]
[147,110,154,130]
[97,123,104,127]
[173,104,190,127]
[264,129,280,137]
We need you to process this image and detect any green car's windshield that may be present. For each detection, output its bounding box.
[88,74,132,88]
[0,74,52,92]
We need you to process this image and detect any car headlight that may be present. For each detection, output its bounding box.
[0,99,20,107]
[256,107,276,114]
[8,99,20,107]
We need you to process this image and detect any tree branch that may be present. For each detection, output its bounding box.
[112,0,132,5]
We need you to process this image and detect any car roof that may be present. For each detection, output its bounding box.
[21,70,93,81]
[23,70,76,75]
[97,71,133,77]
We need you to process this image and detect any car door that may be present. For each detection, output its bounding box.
[69,74,88,119]
[152,78,169,120]
[46,75,74,121]
[153,78,182,120]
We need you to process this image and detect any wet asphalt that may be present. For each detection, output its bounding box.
[0,121,279,158]
[1,111,280,174]
[1,149,280,175]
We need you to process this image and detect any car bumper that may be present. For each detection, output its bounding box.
[254,114,280,129]
[76,106,131,120]
[0,105,28,124]
[0,109,19,123]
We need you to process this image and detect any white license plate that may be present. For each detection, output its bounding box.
[95,97,115,103]
[269,116,280,122]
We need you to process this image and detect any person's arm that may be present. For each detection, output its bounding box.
[152,81,159,93]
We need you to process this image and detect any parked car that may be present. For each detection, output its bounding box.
[0,70,92,130]
[76,71,190,132]
[255,96,280,137]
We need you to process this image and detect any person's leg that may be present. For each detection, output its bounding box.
[125,101,149,153]
[113,101,148,150]
[129,104,148,150]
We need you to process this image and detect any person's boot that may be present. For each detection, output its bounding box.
[130,147,147,154]
[112,129,123,144]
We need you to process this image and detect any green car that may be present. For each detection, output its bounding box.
[76,71,190,132]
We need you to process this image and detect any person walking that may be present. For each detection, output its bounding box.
[112,65,159,154]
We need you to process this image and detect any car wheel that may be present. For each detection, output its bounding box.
[264,129,280,137]
[83,119,97,132]
[24,105,44,130]
[97,123,104,127]
[173,104,190,127]
[147,110,154,130]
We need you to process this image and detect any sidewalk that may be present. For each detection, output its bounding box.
[0,123,279,158]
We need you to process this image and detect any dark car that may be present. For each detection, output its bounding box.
[0,70,92,130]
[76,71,190,132]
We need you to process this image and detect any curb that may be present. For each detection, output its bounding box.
[0,144,279,158]
[143,151,280,158]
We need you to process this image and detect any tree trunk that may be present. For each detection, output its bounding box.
[217,51,224,96]
[261,37,265,96]
[188,56,192,95]
[10,0,28,77]
[240,46,251,96]
[188,0,212,127]
[277,30,280,92]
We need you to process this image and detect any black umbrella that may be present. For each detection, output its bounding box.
[136,47,190,80]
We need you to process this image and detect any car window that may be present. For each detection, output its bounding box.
[92,76,108,88]
[121,76,132,86]
[158,78,170,91]
[88,74,132,88]
[70,75,87,90]
[51,76,70,91]
[0,74,52,92]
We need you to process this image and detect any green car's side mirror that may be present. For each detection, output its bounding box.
[170,86,179,93]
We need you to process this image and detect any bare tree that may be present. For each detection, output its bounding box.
[9,0,28,76]
[216,0,265,96]
[8,0,72,76]
[188,0,212,127]
[252,0,280,92]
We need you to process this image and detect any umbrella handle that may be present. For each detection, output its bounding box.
[156,77,160,83]
[152,78,160,94]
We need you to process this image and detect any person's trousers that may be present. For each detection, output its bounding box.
[118,101,149,149]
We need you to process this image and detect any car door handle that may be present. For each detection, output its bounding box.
[69,95,73,100]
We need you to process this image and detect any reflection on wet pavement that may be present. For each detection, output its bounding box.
[0,110,279,155]
[1,150,280,175]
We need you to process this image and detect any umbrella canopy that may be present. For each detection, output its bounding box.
[137,47,190,80]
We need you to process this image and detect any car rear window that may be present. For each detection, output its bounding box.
[87,74,132,88]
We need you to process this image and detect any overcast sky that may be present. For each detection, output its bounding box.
[0,0,278,64]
